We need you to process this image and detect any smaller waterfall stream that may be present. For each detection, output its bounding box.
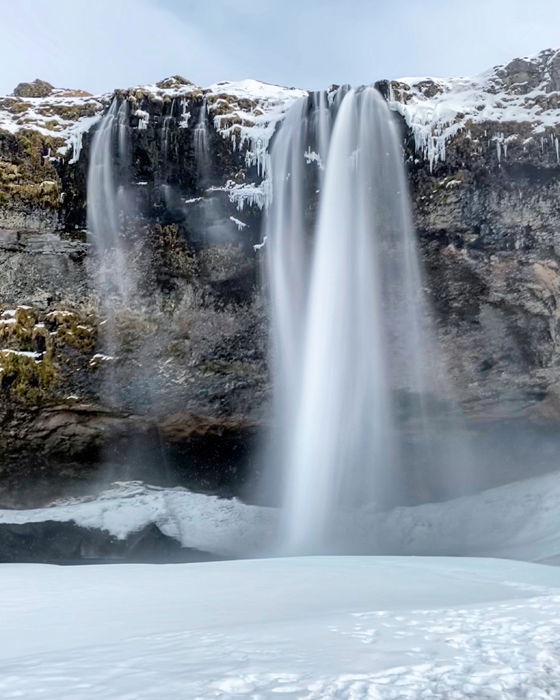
[160,98,176,167]
[87,98,135,301]
[265,87,467,554]
[194,98,211,183]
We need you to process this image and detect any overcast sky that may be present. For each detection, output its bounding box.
[1,0,560,95]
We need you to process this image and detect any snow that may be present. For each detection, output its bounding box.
[66,114,103,164]
[206,79,306,178]
[0,349,41,359]
[304,148,324,168]
[88,353,114,367]
[178,102,191,128]
[207,78,303,102]
[388,51,560,171]
[1,556,560,698]
[253,235,267,251]
[45,310,76,321]
[211,180,270,211]
[0,76,302,176]
[0,89,106,163]
[134,108,150,129]
[3,51,560,179]
[229,215,247,230]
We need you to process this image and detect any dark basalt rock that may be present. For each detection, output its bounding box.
[0,400,260,509]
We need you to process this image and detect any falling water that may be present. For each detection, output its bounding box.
[266,87,459,554]
[261,92,333,502]
[194,98,211,184]
[193,98,230,245]
[160,98,175,167]
[265,91,336,403]
[87,97,135,300]
[86,95,145,418]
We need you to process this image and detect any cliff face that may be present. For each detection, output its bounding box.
[2,52,560,501]
[388,49,560,423]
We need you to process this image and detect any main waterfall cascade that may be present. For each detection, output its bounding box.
[265,86,469,554]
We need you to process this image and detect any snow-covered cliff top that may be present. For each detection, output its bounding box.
[0,76,305,168]
[389,47,560,170]
[2,48,560,171]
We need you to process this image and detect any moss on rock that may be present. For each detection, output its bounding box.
[0,350,58,403]
[0,129,64,209]
[45,309,97,354]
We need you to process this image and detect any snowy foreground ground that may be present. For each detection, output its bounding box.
[3,473,560,697]
[2,556,560,698]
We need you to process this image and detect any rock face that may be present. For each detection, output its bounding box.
[2,51,560,504]
[383,49,560,423]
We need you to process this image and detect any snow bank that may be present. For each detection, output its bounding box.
[0,482,274,557]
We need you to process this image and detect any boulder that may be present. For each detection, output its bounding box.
[13,79,54,98]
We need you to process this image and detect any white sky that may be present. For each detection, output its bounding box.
[1,0,560,95]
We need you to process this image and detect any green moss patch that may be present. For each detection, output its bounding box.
[0,129,65,208]
[0,350,58,403]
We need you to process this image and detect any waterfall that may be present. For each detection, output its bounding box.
[193,97,229,245]
[265,87,465,554]
[160,98,175,167]
[194,98,210,184]
[86,96,145,415]
[87,97,135,301]
[265,90,336,402]
[261,92,333,502]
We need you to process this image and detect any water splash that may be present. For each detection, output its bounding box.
[265,87,466,554]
